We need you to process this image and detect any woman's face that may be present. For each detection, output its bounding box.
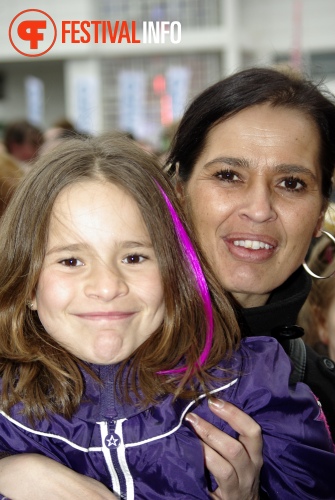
[33,180,165,364]
[180,104,325,307]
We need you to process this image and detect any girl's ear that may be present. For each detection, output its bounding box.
[27,300,37,311]
[27,291,37,311]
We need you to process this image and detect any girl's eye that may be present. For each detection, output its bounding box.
[279,177,307,192]
[60,258,84,267]
[215,169,240,182]
[122,254,147,264]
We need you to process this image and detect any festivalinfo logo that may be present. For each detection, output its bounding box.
[9,9,182,57]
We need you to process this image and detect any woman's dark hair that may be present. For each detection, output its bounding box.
[167,66,335,200]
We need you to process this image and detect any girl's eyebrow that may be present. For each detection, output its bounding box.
[204,156,318,181]
[46,241,153,256]
[119,240,154,250]
[46,243,88,256]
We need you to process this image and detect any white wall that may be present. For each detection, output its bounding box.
[0,60,65,129]
[1,0,334,134]
[241,0,335,53]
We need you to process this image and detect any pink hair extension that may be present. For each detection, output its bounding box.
[155,182,214,375]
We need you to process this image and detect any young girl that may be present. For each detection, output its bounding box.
[0,135,334,499]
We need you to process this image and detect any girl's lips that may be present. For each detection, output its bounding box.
[74,312,135,321]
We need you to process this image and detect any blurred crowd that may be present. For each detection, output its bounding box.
[0,117,173,214]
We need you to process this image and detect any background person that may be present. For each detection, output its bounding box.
[0,152,23,217]
[3,120,44,172]
[298,232,335,361]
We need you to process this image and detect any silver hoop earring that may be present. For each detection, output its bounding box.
[303,230,335,279]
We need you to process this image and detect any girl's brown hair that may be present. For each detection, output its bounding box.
[0,134,239,421]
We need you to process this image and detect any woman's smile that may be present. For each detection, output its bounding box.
[223,233,278,262]
[182,103,325,307]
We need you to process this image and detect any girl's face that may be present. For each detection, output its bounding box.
[180,104,325,308]
[32,180,165,365]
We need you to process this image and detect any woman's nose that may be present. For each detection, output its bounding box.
[84,263,128,301]
[239,182,277,223]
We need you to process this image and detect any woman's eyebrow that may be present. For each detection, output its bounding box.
[274,164,318,181]
[204,156,318,181]
[203,156,249,169]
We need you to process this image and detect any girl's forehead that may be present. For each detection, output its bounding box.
[51,180,133,215]
[47,180,151,245]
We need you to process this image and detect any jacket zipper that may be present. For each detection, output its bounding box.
[99,418,134,499]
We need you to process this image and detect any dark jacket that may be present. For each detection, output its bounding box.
[0,337,334,499]
[240,265,335,441]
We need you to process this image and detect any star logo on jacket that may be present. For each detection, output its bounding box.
[105,433,120,448]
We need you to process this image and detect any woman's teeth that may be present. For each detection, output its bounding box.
[233,240,273,250]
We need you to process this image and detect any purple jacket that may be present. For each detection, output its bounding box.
[0,337,334,499]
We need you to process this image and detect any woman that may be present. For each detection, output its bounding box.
[165,66,335,491]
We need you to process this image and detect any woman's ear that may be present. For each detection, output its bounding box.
[313,209,326,238]
[175,180,185,202]
[174,164,185,203]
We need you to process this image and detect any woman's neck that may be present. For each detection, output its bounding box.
[232,291,270,309]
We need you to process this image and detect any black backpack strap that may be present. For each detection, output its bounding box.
[287,338,307,384]
[270,325,306,384]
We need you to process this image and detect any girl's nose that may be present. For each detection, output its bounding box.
[84,264,128,301]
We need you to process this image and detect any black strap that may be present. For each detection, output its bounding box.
[288,338,307,384]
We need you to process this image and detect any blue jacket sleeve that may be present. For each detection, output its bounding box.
[232,337,335,499]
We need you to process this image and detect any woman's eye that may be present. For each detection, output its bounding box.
[279,177,307,192]
[215,169,239,182]
[60,258,84,267]
[122,254,146,264]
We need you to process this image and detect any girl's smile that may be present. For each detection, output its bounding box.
[33,180,165,365]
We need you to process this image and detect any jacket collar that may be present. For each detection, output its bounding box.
[238,266,311,337]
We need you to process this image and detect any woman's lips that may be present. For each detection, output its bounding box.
[224,235,278,262]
